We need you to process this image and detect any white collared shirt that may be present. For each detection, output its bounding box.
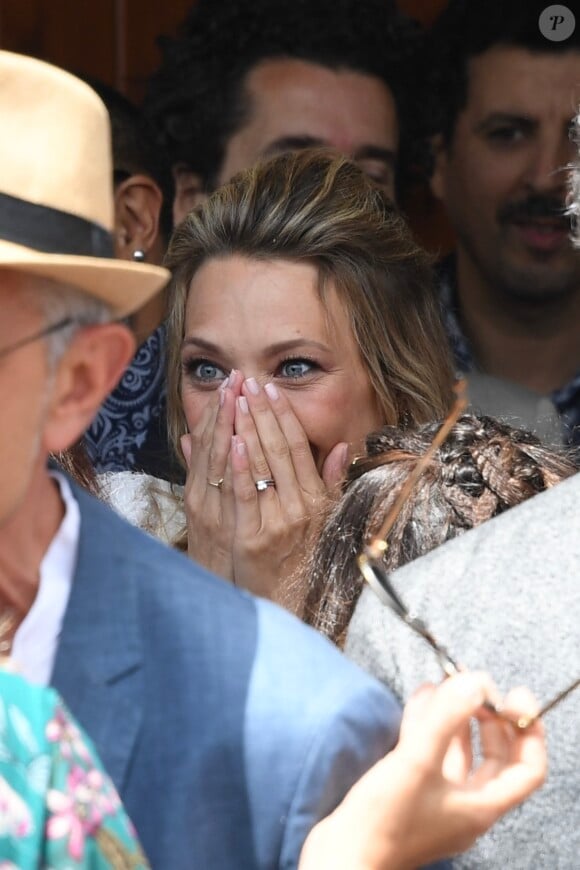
[12,470,80,685]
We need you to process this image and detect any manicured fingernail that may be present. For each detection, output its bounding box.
[219,388,226,407]
[232,435,247,456]
[264,382,279,401]
[237,396,249,414]
[228,369,237,387]
[245,377,260,395]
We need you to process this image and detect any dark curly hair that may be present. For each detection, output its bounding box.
[418,0,580,174]
[144,0,420,191]
[300,414,579,646]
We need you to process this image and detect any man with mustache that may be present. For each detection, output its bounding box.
[424,0,580,442]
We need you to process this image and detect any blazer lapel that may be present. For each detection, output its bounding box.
[52,483,144,791]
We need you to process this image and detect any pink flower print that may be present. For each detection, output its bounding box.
[79,767,120,816]
[46,790,87,861]
[46,765,116,861]
[0,776,33,838]
[45,705,92,763]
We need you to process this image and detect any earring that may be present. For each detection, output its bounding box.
[133,249,146,262]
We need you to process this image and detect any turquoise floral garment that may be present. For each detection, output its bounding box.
[0,667,149,869]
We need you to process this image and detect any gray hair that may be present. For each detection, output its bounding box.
[569,108,580,248]
[18,274,114,368]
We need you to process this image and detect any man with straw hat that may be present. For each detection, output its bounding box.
[0,51,402,869]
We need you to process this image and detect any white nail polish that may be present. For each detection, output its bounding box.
[264,382,279,401]
[245,377,260,396]
[238,396,249,414]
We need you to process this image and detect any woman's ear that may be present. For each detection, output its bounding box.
[172,163,207,226]
[114,173,163,261]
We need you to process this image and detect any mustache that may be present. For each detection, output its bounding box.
[499,194,572,227]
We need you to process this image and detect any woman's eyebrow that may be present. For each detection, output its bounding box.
[181,336,221,353]
[182,337,331,355]
[262,339,331,355]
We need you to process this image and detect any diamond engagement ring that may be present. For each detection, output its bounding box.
[207,478,224,489]
[255,478,276,492]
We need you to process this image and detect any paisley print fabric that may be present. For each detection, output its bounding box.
[85,324,168,475]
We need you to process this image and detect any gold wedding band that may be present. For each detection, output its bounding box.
[208,478,224,489]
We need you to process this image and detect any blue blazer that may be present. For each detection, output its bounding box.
[51,483,401,869]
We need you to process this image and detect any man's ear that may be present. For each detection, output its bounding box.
[173,163,207,225]
[43,324,136,453]
[429,134,449,203]
[114,174,163,261]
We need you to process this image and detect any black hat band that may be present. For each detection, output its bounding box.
[0,190,114,258]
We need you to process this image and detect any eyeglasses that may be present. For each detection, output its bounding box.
[0,317,74,362]
[357,380,580,730]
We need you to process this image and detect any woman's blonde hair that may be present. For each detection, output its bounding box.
[165,149,455,468]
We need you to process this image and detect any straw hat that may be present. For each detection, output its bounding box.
[0,51,170,317]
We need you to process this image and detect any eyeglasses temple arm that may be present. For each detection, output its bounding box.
[358,554,460,676]
[537,677,580,720]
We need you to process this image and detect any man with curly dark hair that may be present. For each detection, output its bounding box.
[421,0,580,442]
[144,0,418,223]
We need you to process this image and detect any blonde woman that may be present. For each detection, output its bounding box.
[104,150,455,609]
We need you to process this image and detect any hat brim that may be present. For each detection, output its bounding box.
[0,239,170,318]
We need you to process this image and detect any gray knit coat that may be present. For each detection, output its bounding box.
[346,473,580,869]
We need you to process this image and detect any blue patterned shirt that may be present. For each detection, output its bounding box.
[85,323,171,475]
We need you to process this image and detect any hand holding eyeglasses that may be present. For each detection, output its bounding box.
[299,671,547,870]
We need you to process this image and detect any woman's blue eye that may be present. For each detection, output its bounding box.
[184,359,226,383]
[279,359,313,379]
